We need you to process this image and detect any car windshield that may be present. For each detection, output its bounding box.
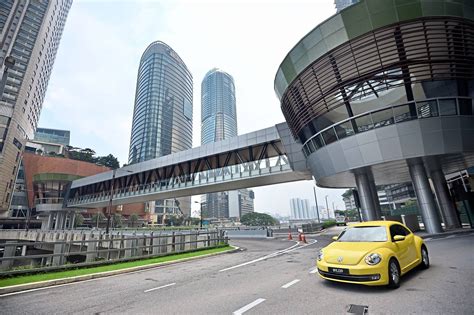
[337,226,387,242]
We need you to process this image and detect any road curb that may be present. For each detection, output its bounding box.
[418,229,473,239]
[0,246,240,295]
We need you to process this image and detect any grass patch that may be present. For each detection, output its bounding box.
[0,245,232,288]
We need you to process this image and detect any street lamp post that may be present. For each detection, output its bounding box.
[194,200,203,229]
[325,195,329,219]
[312,185,321,223]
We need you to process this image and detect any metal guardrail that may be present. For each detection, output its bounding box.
[302,96,474,157]
[0,229,227,276]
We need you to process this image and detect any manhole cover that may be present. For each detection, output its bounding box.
[347,304,368,314]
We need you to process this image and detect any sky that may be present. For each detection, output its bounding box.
[39,0,348,217]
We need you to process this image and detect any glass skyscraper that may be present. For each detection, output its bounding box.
[128,41,193,218]
[0,0,73,217]
[201,68,253,219]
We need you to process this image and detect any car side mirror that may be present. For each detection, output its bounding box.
[332,236,338,241]
[393,235,405,242]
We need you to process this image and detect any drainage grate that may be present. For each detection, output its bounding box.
[347,304,369,315]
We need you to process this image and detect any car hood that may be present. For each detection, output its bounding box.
[323,242,386,266]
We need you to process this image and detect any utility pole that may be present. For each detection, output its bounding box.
[313,186,321,223]
[325,195,329,219]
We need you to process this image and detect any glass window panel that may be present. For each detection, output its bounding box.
[334,120,355,139]
[372,107,394,128]
[458,98,473,116]
[354,114,374,132]
[313,134,324,149]
[438,99,457,116]
[322,128,337,145]
[416,100,438,118]
[393,103,416,123]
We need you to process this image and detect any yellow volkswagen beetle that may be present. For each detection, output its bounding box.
[316,221,429,288]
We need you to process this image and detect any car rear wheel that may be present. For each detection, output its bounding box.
[420,246,430,269]
[388,259,400,289]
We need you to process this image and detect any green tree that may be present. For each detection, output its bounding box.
[96,154,120,169]
[129,213,139,227]
[92,212,105,226]
[73,213,84,227]
[240,212,277,226]
[113,213,123,228]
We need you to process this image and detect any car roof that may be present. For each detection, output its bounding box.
[350,220,402,227]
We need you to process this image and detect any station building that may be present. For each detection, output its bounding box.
[275,0,474,233]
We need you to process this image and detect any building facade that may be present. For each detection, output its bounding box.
[33,127,70,154]
[128,41,193,217]
[290,198,319,220]
[275,0,474,233]
[200,68,253,219]
[334,0,359,12]
[0,0,72,217]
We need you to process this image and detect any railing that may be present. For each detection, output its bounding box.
[68,155,292,206]
[0,229,227,276]
[302,97,474,157]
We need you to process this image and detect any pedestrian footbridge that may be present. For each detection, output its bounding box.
[66,123,312,209]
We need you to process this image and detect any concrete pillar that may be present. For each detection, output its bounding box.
[71,212,76,230]
[430,169,462,229]
[408,158,443,234]
[53,212,59,230]
[86,235,97,263]
[354,170,378,221]
[1,241,16,271]
[367,171,382,219]
[46,213,53,230]
[52,242,65,266]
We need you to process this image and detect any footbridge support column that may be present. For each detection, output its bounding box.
[354,168,380,221]
[408,158,443,234]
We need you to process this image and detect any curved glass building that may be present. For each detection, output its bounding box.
[129,41,193,217]
[201,68,237,144]
[129,41,193,164]
[275,0,474,233]
[201,69,253,219]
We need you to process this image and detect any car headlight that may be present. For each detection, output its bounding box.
[365,253,382,265]
[317,250,324,261]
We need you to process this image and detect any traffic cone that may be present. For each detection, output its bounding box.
[288,232,293,240]
[298,233,303,242]
[302,233,307,243]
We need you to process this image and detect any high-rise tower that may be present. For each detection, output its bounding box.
[0,0,73,217]
[201,68,254,219]
[128,41,193,217]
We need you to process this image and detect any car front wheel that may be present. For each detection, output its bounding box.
[388,259,400,289]
[420,246,429,269]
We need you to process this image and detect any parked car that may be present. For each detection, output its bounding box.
[316,221,429,288]
[335,215,347,226]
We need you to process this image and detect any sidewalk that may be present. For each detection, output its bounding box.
[415,227,473,239]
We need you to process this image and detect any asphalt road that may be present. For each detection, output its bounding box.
[1,230,473,314]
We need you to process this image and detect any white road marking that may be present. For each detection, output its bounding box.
[144,282,176,293]
[219,240,317,273]
[445,235,456,239]
[424,238,432,241]
[309,268,319,274]
[281,279,300,288]
[233,298,266,315]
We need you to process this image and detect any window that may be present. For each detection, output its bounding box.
[389,224,411,241]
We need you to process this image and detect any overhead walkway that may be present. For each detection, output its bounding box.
[66,123,312,209]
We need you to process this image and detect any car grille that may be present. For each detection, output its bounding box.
[318,269,380,282]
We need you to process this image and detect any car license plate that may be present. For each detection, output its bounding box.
[329,267,349,274]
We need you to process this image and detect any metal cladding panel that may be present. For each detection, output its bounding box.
[274,0,474,98]
[308,116,474,188]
